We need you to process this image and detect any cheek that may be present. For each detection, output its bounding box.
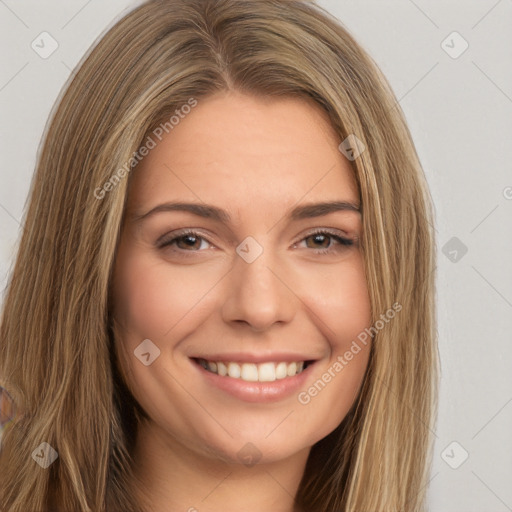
[110,245,227,406]
[110,247,225,428]
[295,256,371,439]
[112,247,220,343]
[307,255,372,347]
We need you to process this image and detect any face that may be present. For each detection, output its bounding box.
[111,90,372,466]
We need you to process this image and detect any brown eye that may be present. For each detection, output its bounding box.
[296,230,355,254]
[174,234,203,250]
[305,233,332,249]
[157,230,212,253]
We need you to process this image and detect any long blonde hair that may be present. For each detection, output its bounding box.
[0,0,438,510]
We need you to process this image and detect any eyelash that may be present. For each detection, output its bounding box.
[157,228,356,256]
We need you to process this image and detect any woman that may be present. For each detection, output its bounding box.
[0,0,438,510]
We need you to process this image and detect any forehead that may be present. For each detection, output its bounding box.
[127,91,359,212]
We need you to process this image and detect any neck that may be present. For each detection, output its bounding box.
[130,419,309,512]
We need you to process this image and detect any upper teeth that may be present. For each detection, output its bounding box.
[197,359,306,382]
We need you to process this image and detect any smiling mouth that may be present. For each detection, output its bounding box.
[193,358,314,383]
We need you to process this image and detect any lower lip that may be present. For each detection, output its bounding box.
[191,359,316,403]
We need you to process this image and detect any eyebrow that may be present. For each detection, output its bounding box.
[131,200,361,224]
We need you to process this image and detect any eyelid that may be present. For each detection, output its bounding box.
[155,228,214,248]
[293,226,354,243]
[157,227,355,245]
[157,226,358,256]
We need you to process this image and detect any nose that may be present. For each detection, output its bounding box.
[221,244,296,332]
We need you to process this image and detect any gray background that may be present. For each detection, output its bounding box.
[1,1,511,510]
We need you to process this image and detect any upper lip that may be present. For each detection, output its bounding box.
[190,352,319,364]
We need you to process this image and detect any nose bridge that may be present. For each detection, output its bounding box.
[221,237,295,331]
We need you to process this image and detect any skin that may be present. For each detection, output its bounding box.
[111,90,372,512]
